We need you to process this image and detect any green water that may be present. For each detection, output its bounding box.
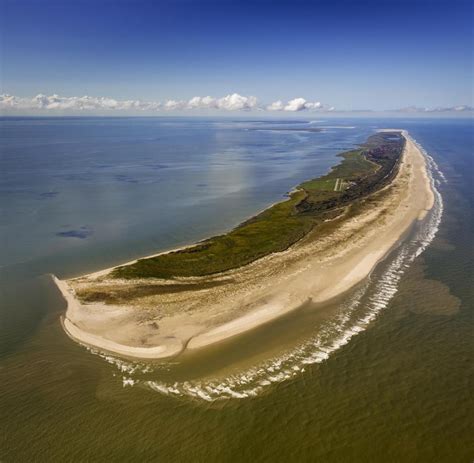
[1,119,473,461]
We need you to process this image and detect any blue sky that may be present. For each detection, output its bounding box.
[1,0,473,114]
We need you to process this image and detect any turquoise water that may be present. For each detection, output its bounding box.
[0,117,472,461]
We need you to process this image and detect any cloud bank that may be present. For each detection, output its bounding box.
[0,92,261,113]
[0,93,162,112]
[395,105,473,113]
[0,92,333,113]
[1,93,470,114]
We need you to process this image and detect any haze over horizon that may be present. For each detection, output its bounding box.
[1,0,473,115]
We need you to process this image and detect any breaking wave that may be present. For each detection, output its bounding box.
[91,137,445,402]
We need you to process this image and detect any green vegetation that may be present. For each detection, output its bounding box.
[300,178,338,191]
[112,132,404,279]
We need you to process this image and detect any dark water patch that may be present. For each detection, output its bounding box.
[114,174,139,184]
[38,191,59,199]
[56,226,93,239]
[150,163,169,170]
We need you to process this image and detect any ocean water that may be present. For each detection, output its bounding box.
[0,117,472,461]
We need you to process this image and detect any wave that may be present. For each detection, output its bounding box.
[90,137,445,402]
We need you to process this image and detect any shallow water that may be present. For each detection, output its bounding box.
[0,117,472,461]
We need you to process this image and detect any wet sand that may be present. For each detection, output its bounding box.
[55,131,434,359]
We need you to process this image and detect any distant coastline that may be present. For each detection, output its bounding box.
[55,130,435,359]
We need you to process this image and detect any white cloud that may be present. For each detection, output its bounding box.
[185,94,258,110]
[304,101,322,110]
[284,98,322,112]
[267,100,285,111]
[187,95,217,109]
[284,98,307,112]
[267,98,324,112]
[451,105,473,111]
[215,93,258,110]
[164,99,186,110]
[0,94,22,108]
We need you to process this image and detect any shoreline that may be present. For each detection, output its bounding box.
[55,130,435,360]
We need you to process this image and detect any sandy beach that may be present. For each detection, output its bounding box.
[55,131,434,359]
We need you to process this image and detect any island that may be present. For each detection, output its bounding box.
[54,130,435,359]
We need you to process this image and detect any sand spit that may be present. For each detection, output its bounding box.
[55,131,434,359]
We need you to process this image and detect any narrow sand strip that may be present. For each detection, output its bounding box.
[55,131,434,359]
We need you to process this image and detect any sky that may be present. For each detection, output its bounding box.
[1,0,473,115]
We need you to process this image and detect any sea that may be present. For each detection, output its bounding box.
[0,116,472,462]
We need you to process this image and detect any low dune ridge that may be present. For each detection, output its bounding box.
[55,131,434,359]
